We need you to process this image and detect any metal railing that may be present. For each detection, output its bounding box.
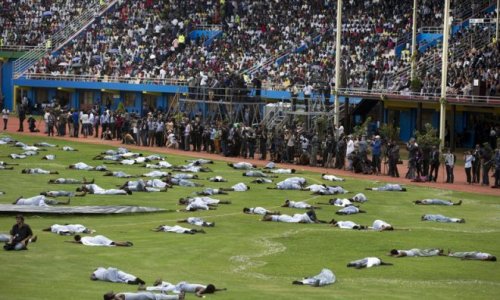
[387,24,495,88]
[23,73,187,86]
[19,74,500,107]
[419,27,443,33]
[453,0,496,22]
[13,0,118,79]
[0,45,38,52]
[336,87,500,106]
[193,24,223,31]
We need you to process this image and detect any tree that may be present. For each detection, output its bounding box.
[352,116,371,138]
[116,102,125,114]
[379,123,400,142]
[414,123,440,148]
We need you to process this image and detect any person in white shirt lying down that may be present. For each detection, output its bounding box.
[90,267,145,285]
[281,199,321,209]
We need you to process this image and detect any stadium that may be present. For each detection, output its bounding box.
[0,1,499,299]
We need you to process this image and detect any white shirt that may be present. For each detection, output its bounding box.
[232,182,248,191]
[248,207,268,215]
[351,193,367,202]
[372,220,391,231]
[81,235,114,246]
[288,201,311,209]
[2,108,9,119]
[51,224,87,234]
[366,257,382,268]
[336,221,359,229]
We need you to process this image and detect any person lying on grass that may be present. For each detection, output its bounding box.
[388,248,444,257]
[42,224,93,235]
[421,214,465,223]
[447,250,496,261]
[365,184,406,191]
[13,195,70,206]
[347,257,393,269]
[153,225,206,235]
[68,235,133,247]
[91,267,145,285]
[414,199,462,206]
[292,268,336,286]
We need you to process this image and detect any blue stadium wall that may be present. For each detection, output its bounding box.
[2,60,495,147]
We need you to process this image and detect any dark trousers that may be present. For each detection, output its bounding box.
[494,168,500,187]
[482,164,490,185]
[465,167,471,183]
[446,165,454,183]
[2,119,7,130]
[372,154,381,174]
[94,124,99,137]
[101,123,108,139]
[472,164,480,183]
[18,117,25,131]
[73,123,79,137]
[260,142,267,160]
[47,124,54,136]
[389,159,399,177]
[429,163,439,182]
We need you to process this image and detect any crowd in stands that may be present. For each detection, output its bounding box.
[392,10,499,96]
[0,0,107,47]
[12,0,495,99]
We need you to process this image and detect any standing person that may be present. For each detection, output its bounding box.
[346,135,354,170]
[387,141,400,177]
[257,126,267,160]
[17,105,26,132]
[100,111,109,139]
[72,109,79,138]
[335,135,346,169]
[371,135,382,175]
[406,138,418,179]
[310,132,319,167]
[472,144,481,183]
[93,109,100,138]
[2,106,9,130]
[464,151,474,184]
[480,142,493,186]
[47,111,55,136]
[428,145,440,182]
[80,110,90,138]
[43,109,50,134]
[493,146,500,188]
[4,215,33,251]
[184,120,191,151]
[443,148,455,183]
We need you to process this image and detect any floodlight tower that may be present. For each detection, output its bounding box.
[496,0,499,43]
[439,0,451,150]
[410,0,418,81]
[334,0,342,127]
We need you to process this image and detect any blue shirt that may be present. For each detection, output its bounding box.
[72,112,79,125]
[371,140,381,156]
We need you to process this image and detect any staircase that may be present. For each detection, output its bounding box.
[13,0,118,79]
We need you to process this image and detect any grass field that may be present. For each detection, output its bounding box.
[0,133,499,300]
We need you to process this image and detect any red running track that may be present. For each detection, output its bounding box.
[2,117,499,196]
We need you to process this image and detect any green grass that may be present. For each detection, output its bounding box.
[0,133,499,300]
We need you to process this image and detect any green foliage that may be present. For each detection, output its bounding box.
[315,116,327,140]
[414,123,440,148]
[116,101,125,114]
[379,123,400,142]
[410,78,422,93]
[352,116,372,138]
